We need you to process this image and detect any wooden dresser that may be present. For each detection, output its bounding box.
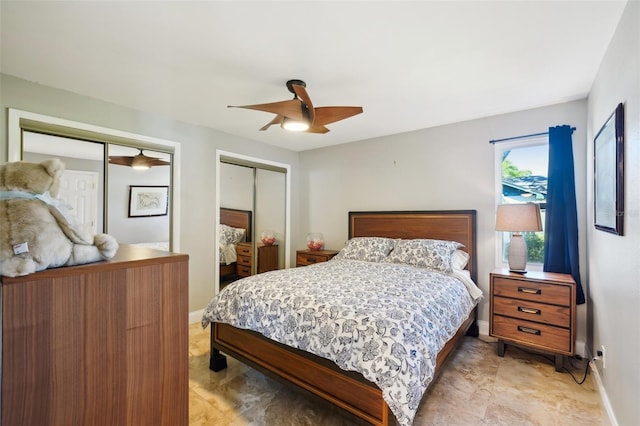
[490,269,576,372]
[236,242,279,277]
[296,249,339,267]
[1,245,189,426]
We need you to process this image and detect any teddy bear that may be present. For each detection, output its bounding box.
[0,158,119,277]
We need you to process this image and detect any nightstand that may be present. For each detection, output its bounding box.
[490,269,576,372]
[236,242,252,277]
[296,249,339,267]
[236,242,279,277]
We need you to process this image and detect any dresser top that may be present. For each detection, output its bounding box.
[1,244,188,283]
[491,268,576,285]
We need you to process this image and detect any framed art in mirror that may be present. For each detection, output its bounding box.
[594,102,624,235]
[129,185,169,217]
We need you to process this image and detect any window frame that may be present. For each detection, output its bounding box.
[494,135,548,270]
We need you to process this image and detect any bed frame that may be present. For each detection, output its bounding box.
[210,210,478,425]
[219,207,252,279]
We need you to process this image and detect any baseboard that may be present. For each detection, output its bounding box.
[478,319,489,337]
[189,309,204,324]
[590,360,618,426]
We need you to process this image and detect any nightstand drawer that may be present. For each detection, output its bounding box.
[492,315,571,353]
[237,265,251,277]
[493,296,571,328]
[297,253,325,266]
[237,256,251,266]
[236,243,252,256]
[493,277,570,305]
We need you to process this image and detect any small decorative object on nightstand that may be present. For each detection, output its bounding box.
[306,233,325,251]
[490,269,576,372]
[260,230,277,246]
[296,249,338,267]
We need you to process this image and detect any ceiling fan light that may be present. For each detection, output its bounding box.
[281,117,309,132]
[131,155,150,170]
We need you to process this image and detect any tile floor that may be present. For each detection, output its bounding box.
[188,323,606,425]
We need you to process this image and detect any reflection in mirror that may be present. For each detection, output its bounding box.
[256,169,286,269]
[23,131,105,233]
[21,131,172,252]
[218,162,287,290]
[219,163,254,288]
[107,145,172,251]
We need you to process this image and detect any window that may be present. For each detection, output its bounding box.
[495,136,548,268]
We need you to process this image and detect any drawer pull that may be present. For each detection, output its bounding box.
[517,325,541,335]
[306,257,317,263]
[518,286,541,295]
[240,249,250,254]
[518,306,541,315]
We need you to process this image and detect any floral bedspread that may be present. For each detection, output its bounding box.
[202,259,477,425]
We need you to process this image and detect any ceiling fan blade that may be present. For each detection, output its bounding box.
[259,115,284,131]
[229,99,304,121]
[108,156,134,166]
[141,157,171,167]
[306,125,330,134]
[108,154,169,167]
[291,83,315,124]
[313,106,363,126]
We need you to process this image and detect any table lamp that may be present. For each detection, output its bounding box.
[496,203,542,273]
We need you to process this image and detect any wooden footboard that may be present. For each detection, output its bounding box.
[210,307,477,426]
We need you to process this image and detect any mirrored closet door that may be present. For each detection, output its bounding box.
[218,157,288,289]
[21,131,173,251]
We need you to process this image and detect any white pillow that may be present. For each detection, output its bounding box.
[451,249,470,270]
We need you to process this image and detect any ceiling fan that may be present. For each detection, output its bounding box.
[228,79,363,133]
[108,149,170,170]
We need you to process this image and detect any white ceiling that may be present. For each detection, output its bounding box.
[0,1,627,152]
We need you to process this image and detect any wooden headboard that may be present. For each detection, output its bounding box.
[220,208,253,242]
[349,210,477,282]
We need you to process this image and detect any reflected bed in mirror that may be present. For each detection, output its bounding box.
[219,208,252,287]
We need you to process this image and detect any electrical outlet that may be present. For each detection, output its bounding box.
[597,345,606,369]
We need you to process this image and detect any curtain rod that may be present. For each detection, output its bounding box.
[489,127,576,144]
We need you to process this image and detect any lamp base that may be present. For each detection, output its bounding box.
[507,233,528,272]
[509,268,528,274]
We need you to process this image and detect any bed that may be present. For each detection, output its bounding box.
[203,210,479,425]
[219,208,252,280]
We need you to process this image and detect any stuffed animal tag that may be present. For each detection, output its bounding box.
[13,242,29,255]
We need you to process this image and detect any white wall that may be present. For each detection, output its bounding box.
[299,99,588,347]
[587,2,640,425]
[0,73,301,312]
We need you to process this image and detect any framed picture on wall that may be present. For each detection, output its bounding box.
[594,102,624,235]
[128,185,169,217]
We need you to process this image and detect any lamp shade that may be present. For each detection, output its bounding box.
[496,203,542,232]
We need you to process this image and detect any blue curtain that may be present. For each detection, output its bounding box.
[543,125,585,304]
